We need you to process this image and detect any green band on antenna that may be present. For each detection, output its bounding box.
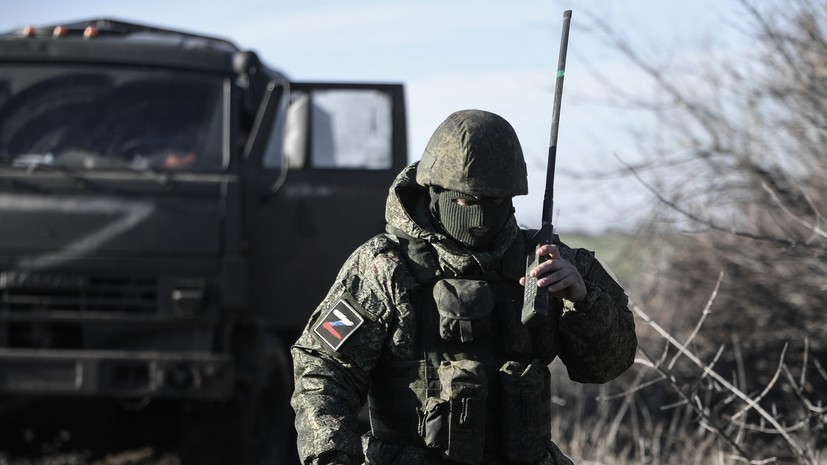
[556,70,565,78]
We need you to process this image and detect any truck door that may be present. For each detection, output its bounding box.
[243,82,407,331]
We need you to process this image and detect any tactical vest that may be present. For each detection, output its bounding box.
[368,230,552,465]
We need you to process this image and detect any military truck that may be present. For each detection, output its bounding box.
[0,18,407,463]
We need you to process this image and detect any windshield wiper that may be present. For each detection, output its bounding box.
[11,152,93,189]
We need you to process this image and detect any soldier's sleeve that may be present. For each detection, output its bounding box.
[554,243,637,384]
[290,240,407,465]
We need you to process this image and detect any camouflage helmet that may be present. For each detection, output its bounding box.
[416,109,528,197]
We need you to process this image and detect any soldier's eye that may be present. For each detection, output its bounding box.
[454,198,479,206]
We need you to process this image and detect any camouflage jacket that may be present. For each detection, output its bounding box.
[290,163,637,465]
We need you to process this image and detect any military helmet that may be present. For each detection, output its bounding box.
[416,109,528,197]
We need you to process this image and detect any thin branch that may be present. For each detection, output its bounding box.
[730,343,788,422]
[697,344,727,387]
[814,358,827,383]
[800,338,808,389]
[660,398,689,411]
[668,271,724,370]
[781,363,827,415]
[730,455,779,465]
[597,372,666,401]
[761,182,827,239]
[729,415,809,434]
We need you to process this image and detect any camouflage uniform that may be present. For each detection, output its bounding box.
[291,111,637,465]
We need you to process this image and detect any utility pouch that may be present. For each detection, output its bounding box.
[499,359,549,463]
[433,279,494,343]
[418,396,449,448]
[437,359,488,464]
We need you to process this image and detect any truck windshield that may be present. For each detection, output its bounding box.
[0,65,224,172]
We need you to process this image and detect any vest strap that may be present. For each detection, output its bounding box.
[386,227,442,284]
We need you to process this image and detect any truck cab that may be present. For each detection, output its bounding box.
[0,18,407,463]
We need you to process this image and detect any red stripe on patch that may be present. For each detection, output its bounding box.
[322,321,343,340]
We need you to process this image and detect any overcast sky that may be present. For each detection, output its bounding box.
[1,1,749,233]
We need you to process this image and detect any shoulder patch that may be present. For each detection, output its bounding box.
[313,298,365,351]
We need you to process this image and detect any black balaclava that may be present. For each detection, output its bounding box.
[429,187,512,249]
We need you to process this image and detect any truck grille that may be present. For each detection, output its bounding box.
[0,271,157,314]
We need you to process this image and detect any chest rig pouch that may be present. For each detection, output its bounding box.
[433,278,494,343]
[419,359,488,465]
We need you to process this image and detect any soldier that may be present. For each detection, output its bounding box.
[291,109,637,465]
